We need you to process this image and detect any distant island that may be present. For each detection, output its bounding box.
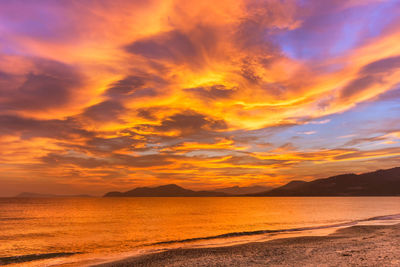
[214,185,272,195]
[104,166,400,197]
[104,184,228,197]
[104,184,273,197]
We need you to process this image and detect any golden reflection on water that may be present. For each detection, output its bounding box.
[1,197,400,265]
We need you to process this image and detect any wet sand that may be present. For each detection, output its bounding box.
[95,223,400,266]
[0,252,78,265]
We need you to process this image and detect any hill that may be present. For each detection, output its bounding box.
[104,184,228,197]
[253,167,400,196]
[214,185,273,195]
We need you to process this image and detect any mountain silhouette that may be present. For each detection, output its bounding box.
[214,185,273,195]
[104,184,228,197]
[103,167,400,197]
[253,167,400,196]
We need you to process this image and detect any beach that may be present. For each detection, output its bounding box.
[95,223,400,267]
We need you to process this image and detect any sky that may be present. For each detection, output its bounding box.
[1,0,400,196]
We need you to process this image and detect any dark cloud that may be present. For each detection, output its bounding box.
[154,110,227,136]
[343,136,386,147]
[374,87,400,102]
[86,136,139,153]
[135,106,175,121]
[131,110,230,146]
[112,153,175,167]
[81,100,125,122]
[291,149,352,160]
[234,19,283,84]
[333,147,400,160]
[105,75,145,97]
[341,56,400,99]
[126,30,198,63]
[0,58,83,111]
[235,18,280,54]
[185,85,236,99]
[129,87,158,98]
[361,56,400,75]
[104,74,165,99]
[125,26,217,67]
[0,115,92,140]
[41,152,178,168]
[221,155,291,167]
[240,62,262,83]
[136,107,159,121]
[340,75,378,99]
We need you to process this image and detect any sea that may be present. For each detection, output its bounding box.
[1,197,400,266]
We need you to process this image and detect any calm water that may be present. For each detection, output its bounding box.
[1,197,400,266]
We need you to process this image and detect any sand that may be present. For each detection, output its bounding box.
[94,223,400,267]
[0,252,78,265]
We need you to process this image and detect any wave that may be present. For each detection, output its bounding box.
[150,213,400,246]
[0,252,80,265]
[366,214,400,221]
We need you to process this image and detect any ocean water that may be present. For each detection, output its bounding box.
[1,197,400,266]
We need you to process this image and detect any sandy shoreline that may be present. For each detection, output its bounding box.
[94,223,400,266]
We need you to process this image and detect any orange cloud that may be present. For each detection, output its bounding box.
[1,0,400,195]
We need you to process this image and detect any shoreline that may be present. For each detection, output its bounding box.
[94,222,400,267]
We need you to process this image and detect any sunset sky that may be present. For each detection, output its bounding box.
[1,0,400,196]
